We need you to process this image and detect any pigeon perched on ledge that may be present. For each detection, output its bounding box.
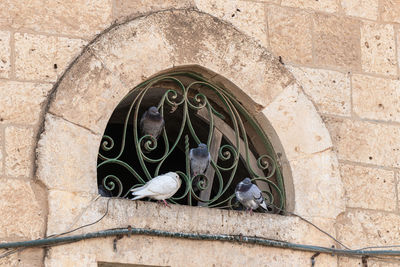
[190,143,210,177]
[235,177,268,213]
[140,106,164,140]
[98,184,112,197]
[130,172,181,207]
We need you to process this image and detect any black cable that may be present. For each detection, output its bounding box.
[0,198,110,260]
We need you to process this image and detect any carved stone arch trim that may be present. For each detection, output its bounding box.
[36,10,345,260]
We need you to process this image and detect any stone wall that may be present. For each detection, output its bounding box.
[0,1,399,266]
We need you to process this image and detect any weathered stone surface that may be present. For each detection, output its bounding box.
[5,127,34,177]
[0,132,2,175]
[381,0,400,23]
[15,33,86,82]
[324,116,400,168]
[337,210,400,247]
[92,10,291,109]
[397,173,400,210]
[90,15,174,88]
[339,257,399,267]
[47,197,337,247]
[47,190,94,235]
[46,237,337,267]
[0,179,45,239]
[314,14,361,70]
[0,31,10,78]
[0,0,112,38]
[290,150,345,218]
[352,74,400,122]
[0,252,18,267]
[196,0,268,47]
[341,0,378,20]
[281,0,337,12]
[49,51,129,135]
[339,163,396,211]
[18,248,45,267]
[37,114,100,194]
[287,66,350,115]
[0,80,52,125]
[268,5,312,64]
[263,83,332,161]
[115,0,193,18]
[398,32,400,73]
[361,22,396,75]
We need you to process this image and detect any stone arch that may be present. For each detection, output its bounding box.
[36,9,344,243]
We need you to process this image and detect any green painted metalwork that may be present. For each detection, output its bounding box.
[97,72,285,212]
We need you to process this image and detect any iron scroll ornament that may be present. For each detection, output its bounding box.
[97,72,285,212]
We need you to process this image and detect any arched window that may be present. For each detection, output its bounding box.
[97,72,285,213]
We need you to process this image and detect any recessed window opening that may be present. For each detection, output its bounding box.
[97,72,285,213]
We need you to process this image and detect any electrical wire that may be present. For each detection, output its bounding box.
[3,197,400,264]
[269,204,351,250]
[0,197,110,260]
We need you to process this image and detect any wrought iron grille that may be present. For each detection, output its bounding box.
[97,72,285,213]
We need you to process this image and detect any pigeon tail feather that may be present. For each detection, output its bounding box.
[259,200,268,210]
[131,194,147,201]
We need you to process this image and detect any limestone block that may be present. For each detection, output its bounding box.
[361,22,396,76]
[0,132,2,174]
[0,0,112,38]
[352,74,400,122]
[5,127,34,177]
[0,252,18,266]
[338,257,362,266]
[287,66,350,116]
[91,10,291,109]
[337,210,400,248]
[195,0,268,47]
[0,31,10,78]
[49,50,129,135]
[0,80,52,125]
[268,5,312,64]
[0,179,45,239]
[262,83,332,161]
[368,260,400,267]
[90,16,174,88]
[398,32,400,73]
[397,173,400,209]
[340,163,396,211]
[341,0,378,20]
[46,237,337,267]
[17,248,45,267]
[281,0,337,13]
[37,114,100,194]
[381,0,400,23]
[339,257,399,267]
[50,196,337,248]
[115,0,193,18]
[313,14,361,70]
[324,116,400,168]
[290,150,345,218]
[47,190,95,235]
[15,33,86,82]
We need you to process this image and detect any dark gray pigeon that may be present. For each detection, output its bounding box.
[190,143,211,177]
[235,177,268,212]
[98,184,112,197]
[140,106,164,140]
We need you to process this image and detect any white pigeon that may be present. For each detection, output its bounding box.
[130,172,181,206]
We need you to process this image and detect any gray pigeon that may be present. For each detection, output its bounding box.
[235,177,268,213]
[140,106,164,140]
[190,143,210,177]
[98,184,112,197]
